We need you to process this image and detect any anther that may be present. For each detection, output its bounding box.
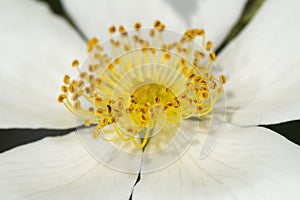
[107,104,112,115]
[188,72,196,79]
[108,25,116,34]
[124,44,131,51]
[164,53,171,60]
[194,50,206,59]
[205,41,213,51]
[219,74,226,84]
[154,20,161,28]
[144,102,151,107]
[180,59,186,66]
[201,92,209,99]
[154,96,161,104]
[166,102,173,107]
[107,64,114,70]
[127,127,137,135]
[194,76,202,82]
[93,130,100,138]
[94,97,102,106]
[87,37,99,53]
[134,22,142,30]
[163,105,169,111]
[196,29,205,35]
[57,94,66,103]
[95,78,102,86]
[141,115,147,121]
[149,29,155,37]
[88,74,95,83]
[209,52,217,61]
[63,75,70,85]
[165,87,172,93]
[114,58,120,64]
[71,93,79,101]
[84,119,91,127]
[69,83,75,93]
[102,118,108,125]
[61,85,68,93]
[74,100,81,110]
[78,80,85,88]
[96,108,104,115]
[72,59,79,67]
[182,66,188,75]
[198,106,203,112]
[118,25,127,36]
[140,108,147,114]
[158,24,165,32]
[80,72,87,79]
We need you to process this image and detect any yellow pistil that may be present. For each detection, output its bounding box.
[57,20,226,149]
[129,83,179,128]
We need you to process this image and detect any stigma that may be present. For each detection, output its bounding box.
[58,20,226,149]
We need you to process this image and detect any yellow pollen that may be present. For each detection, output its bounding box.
[63,75,70,85]
[205,41,213,51]
[87,37,99,53]
[118,25,127,36]
[164,53,171,60]
[84,119,91,127]
[154,20,161,28]
[108,25,116,34]
[96,108,104,115]
[149,29,155,37]
[134,22,142,30]
[196,29,205,35]
[219,74,227,84]
[94,97,102,106]
[57,94,66,103]
[72,59,79,67]
[61,85,68,93]
[58,20,226,149]
[209,52,217,61]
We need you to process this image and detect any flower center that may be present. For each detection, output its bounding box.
[57,20,226,150]
[129,83,178,127]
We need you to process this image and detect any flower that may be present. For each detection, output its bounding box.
[0,0,300,200]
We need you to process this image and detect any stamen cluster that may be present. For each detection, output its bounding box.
[58,20,226,149]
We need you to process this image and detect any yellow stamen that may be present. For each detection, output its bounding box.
[63,75,70,85]
[219,74,227,84]
[108,25,116,34]
[205,41,213,51]
[87,37,99,53]
[134,22,142,30]
[58,20,226,149]
[57,94,66,103]
[72,59,79,67]
[209,52,217,61]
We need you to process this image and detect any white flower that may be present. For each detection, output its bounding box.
[0,0,300,200]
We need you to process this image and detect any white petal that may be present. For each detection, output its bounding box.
[0,131,139,200]
[62,0,186,40]
[133,124,300,200]
[190,0,247,47]
[218,0,300,125]
[62,0,246,46]
[0,0,86,129]
[63,0,246,46]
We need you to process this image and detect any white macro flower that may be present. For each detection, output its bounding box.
[0,0,300,200]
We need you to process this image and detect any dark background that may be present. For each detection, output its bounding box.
[1,120,299,153]
[0,0,299,153]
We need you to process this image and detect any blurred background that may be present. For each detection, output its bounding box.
[0,0,299,153]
